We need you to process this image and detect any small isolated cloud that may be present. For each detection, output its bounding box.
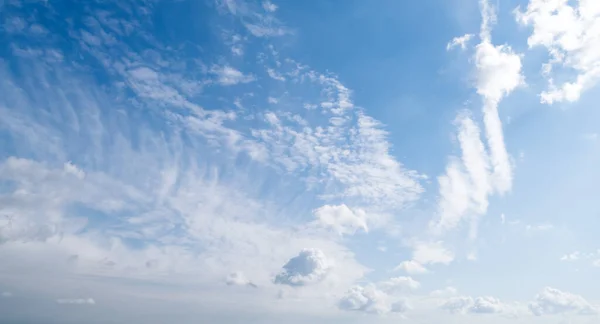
[210,65,255,85]
[394,260,429,275]
[225,271,257,288]
[262,1,277,12]
[56,298,96,305]
[412,241,454,265]
[274,248,330,286]
[312,204,368,236]
[529,287,598,316]
[378,276,420,294]
[267,96,278,104]
[447,34,473,51]
[561,251,581,262]
[1,292,12,298]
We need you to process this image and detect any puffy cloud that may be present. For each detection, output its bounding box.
[447,34,474,51]
[338,285,391,314]
[516,0,600,104]
[312,204,368,236]
[378,276,420,294]
[394,260,429,275]
[470,296,505,314]
[56,298,96,305]
[274,249,330,287]
[430,286,458,298]
[529,287,598,316]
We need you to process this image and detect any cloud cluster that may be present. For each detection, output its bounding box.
[529,287,598,316]
[516,0,600,104]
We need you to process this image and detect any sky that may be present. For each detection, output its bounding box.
[0,0,600,323]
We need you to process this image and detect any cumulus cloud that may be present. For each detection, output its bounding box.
[441,296,475,314]
[312,204,368,236]
[516,0,600,104]
[394,260,429,275]
[529,287,598,316]
[338,285,391,314]
[274,249,330,286]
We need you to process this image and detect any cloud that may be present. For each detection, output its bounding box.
[1,291,12,298]
[262,1,277,12]
[226,271,257,287]
[433,0,522,236]
[529,287,598,316]
[394,260,429,275]
[267,68,286,81]
[338,285,391,315]
[447,34,473,50]
[441,295,505,314]
[312,204,368,236]
[516,0,600,104]
[441,296,474,314]
[412,241,454,265]
[56,298,96,305]
[210,65,255,85]
[378,276,420,294]
[274,249,331,287]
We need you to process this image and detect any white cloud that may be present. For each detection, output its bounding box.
[430,286,458,298]
[447,34,474,51]
[529,287,598,316]
[441,296,474,314]
[394,260,429,275]
[312,204,368,236]
[582,133,598,141]
[433,0,522,236]
[262,1,277,12]
[412,241,454,265]
[470,296,505,314]
[267,68,286,81]
[526,223,554,231]
[210,65,255,85]
[267,96,278,104]
[516,0,600,104]
[1,291,12,298]
[56,298,96,305]
[378,276,420,294]
[561,251,581,261]
[274,249,331,287]
[338,285,391,315]
[441,295,506,314]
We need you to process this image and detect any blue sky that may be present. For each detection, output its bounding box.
[1,0,600,323]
